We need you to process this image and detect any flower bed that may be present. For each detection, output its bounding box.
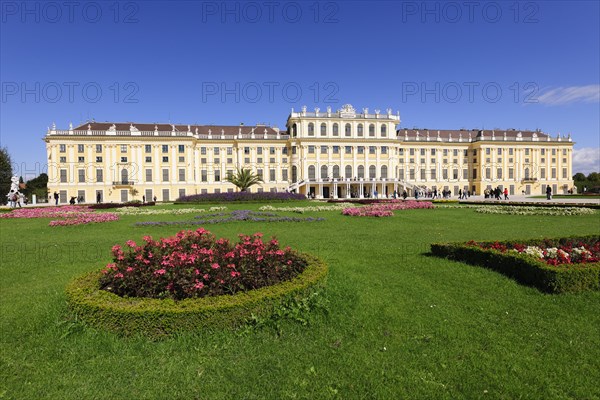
[259,203,354,213]
[134,210,324,227]
[342,201,434,217]
[0,206,119,226]
[176,192,306,203]
[114,206,226,215]
[66,228,327,337]
[431,235,600,293]
[474,206,596,216]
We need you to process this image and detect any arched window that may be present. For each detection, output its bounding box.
[292,124,297,137]
[357,124,363,136]
[524,167,530,179]
[381,165,388,179]
[333,123,339,136]
[332,165,340,178]
[320,123,327,136]
[369,165,376,179]
[381,124,387,136]
[345,123,351,137]
[308,123,314,136]
[121,168,128,183]
[357,165,365,178]
[369,124,375,137]
[321,165,328,179]
[345,165,352,179]
[292,166,298,183]
[308,165,316,180]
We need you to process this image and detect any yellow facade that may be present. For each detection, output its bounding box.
[44,104,574,203]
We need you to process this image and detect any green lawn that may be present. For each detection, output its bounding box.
[1,202,599,399]
[528,195,600,199]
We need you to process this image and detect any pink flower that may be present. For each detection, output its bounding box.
[154,269,166,275]
[125,240,137,248]
[211,263,220,269]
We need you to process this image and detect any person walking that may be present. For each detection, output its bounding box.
[54,191,59,205]
[546,185,552,200]
[96,192,101,204]
[504,188,509,200]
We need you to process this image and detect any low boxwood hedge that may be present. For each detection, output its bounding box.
[431,236,600,294]
[66,254,327,338]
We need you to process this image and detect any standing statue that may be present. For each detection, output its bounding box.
[6,176,21,207]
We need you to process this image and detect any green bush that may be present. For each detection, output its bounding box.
[431,236,600,293]
[65,254,327,338]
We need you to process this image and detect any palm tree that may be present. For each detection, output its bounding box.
[226,167,263,192]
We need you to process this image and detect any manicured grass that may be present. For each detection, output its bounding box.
[1,203,599,399]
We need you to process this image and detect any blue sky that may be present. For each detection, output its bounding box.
[1,0,599,177]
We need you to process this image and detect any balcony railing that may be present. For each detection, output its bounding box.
[521,178,538,183]
[112,181,135,186]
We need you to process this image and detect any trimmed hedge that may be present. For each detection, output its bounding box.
[65,254,327,338]
[176,192,306,203]
[431,235,600,294]
[90,202,156,210]
[459,201,600,209]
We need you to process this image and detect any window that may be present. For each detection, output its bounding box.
[498,148,502,155]
[357,124,363,136]
[381,125,387,136]
[333,146,340,154]
[60,169,67,183]
[485,148,491,155]
[257,169,263,180]
[358,165,365,178]
[381,165,388,179]
[369,124,375,137]
[345,123,351,137]
[145,156,151,163]
[78,144,84,153]
[78,157,84,162]
[497,168,502,179]
[357,146,364,154]
[431,149,436,156]
[345,146,352,154]
[420,169,426,180]
[269,147,275,155]
[540,168,545,179]
[270,169,276,182]
[430,168,437,180]
[227,147,233,155]
[121,157,127,162]
[321,146,328,154]
[562,168,567,179]
[244,147,250,155]
[320,123,327,136]
[257,147,263,155]
[485,168,491,179]
[96,169,103,182]
[453,169,459,180]
[308,166,316,180]
[269,158,275,164]
[162,189,169,202]
[215,169,221,182]
[345,165,352,178]
[59,144,66,153]
[463,169,468,179]
[472,169,477,179]
[96,156,102,162]
[509,168,514,179]
[412,149,416,156]
[541,149,545,155]
[178,169,185,182]
[214,158,220,164]
[308,123,314,136]
[509,148,514,155]
[399,149,404,155]
[333,123,339,136]
[321,165,328,179]
[78,169,85,183]
[369,165,376,179]
[145,144,151,153]
[308,146,315,154]
[162,169,169,182]
[201,170,207,182]
[162,156,168,162]
[145,169,152,182]
[282,147,288,155]
[369,146,376,154]
[227,158,232,164]
[525,148,530,155]
[179,189,186,199]
[282,169,288,181]
[162,145,169,153]
[178,144,185,153]
[121,145,127,153]
[381,146,387,154]
[96,144,102,153]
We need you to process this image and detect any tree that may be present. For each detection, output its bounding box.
[573,172,586,181]
[24,173,48,200]
[587,172,599,182]
[225,167,263,192]
[0,147,13,204]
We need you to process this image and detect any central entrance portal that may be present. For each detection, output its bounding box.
[322,187,330,199]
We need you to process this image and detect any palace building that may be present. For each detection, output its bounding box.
[44,104,574,203]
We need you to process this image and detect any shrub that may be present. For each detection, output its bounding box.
[66,254,327,338]
[431,235,600,293]
[342,201,434,217]
[176,192,306,203]
[89,202,156,210]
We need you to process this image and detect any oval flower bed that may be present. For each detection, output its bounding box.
[66,228,327,337]
[431,235,600,293]
[342,200,434,217]
[0,206,119,226]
